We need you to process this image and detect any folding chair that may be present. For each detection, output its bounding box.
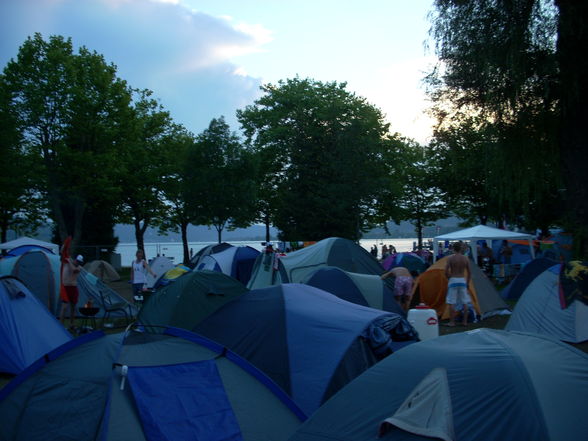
[99,289,132,326]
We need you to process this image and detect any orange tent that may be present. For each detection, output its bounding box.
[411,256,481,319]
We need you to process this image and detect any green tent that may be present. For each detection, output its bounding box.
[138,270,248,331]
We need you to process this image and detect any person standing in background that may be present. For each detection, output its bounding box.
[131,249,156,301]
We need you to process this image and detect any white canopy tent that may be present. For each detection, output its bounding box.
[433,225,535,263]
[0,236,59,254]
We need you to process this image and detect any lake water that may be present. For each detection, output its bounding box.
[115,237,428,267]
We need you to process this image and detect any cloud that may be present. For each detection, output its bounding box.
[0,0,270,134]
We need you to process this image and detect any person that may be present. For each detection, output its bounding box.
[445,242,472,326]
[381,266,414,311]
[131,249,156,301]
[499,240,513,264]
[60,254,83,328]
[382,244,389,259]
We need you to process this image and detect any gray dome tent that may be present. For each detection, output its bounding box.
[289,329,588,441]
[0,328,305,441]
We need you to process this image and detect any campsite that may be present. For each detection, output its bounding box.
[2,1,588,440]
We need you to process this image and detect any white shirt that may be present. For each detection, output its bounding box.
[132,259,148,284]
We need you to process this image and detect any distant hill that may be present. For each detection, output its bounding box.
[11,217,464,244]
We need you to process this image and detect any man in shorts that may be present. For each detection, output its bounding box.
[60,254,83,328]
[381,266,414,311]
[445,242,472,326]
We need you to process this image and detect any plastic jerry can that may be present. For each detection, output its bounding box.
[407,303,439,341]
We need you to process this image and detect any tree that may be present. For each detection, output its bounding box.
[427,0,588,255]
[238,77,390,241]
[159,125,197,264]
[382,138,446,249]
[116,90,173,255]
[186,117,257,244]
[2,34,133,251]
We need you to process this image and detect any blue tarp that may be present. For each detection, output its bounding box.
[128,360,244,441]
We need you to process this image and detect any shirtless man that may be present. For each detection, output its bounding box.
[381,266,414,311]
[445,242,472,326]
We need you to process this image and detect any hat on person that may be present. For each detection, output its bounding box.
[76,254,84,263]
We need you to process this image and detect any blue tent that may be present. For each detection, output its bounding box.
[501,257,558,299]
[195,283,417,415]
[0,328,304,441]
[289,329,588,441]
[195,245,260,284]
[0,276,71,374]
[303,266,405,316]
[506,263,588,343]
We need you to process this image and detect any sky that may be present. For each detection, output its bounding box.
[0,0,437,143]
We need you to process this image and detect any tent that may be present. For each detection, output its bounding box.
[0,328,305,441]
[194,283,417,416]
[506,263,588,343]
[0,250,62,316]
[247,237,386,289]
[138,270,248,331]
[152,263,191,289]
[0,276,71,374]
[433,225,534,263]
[382,252,427,273]
[411,256,510,319]
[289,329,588,441]
[0,236,59,255]
[195,245,260,284]
[145,256,175,289]
[501,257,557,299]
[302,266,404,316]
[190,242,234,267]
[83,260,120,283]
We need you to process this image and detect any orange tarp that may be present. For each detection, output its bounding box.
[412,256,481,319]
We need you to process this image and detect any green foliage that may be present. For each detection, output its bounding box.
[116,90,174,251]
[238,77,391,241]
[427,0,562,231]
[2,33,133,250]
[185,117,258,243]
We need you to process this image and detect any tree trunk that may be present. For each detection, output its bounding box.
[215,225,223,244]
[555,0,588,258]
[181,221,190,265]
[70,198,85,255]
[264,213,271,243]
[134,217,149,256]
[416,218,423,250]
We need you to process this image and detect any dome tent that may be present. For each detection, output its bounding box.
[0,328,305,441]
[506,262,588,343]
[194,283,417,416]
[302,266,404,316]
[289,329,588,441]
[247,237,387,289]
[195,245,260,284]
[0,276,71,374]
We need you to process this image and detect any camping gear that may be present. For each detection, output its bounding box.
[501,257,557,299]
[0,236,59,254]
[248,237,386,289]
[382,252,426,273]
[190,242,234,267]
[77,269,137,320]
[432,225,534,263]
[138,270,248,332]
[83,260,120,282]
[194,283,417,415]
[145,256,175,289]
[407,304,438,341]
[194,245,260,284]
[506,263,588,343]
[289,329,588,441]
[0,276,71,374]
[0,250,62,315]
[0,327,305,441]
[302,266,405,315]
[411,256,509,320]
